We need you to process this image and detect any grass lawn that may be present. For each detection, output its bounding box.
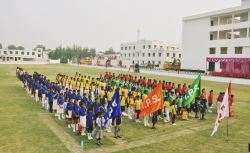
[0,64,249,153]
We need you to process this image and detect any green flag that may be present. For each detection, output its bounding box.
[183,74,201,107]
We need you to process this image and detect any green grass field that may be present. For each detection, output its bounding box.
[0,64,249,153]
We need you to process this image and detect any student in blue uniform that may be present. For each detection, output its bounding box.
[38,82,43,103]
[67,98,74,128]
[58,93,65,120]
[86,108,94,140]
[92,98,100,119]
[48,88,54,113]
[81,93,88,105]
[42,84,47,108]
[71,90,76,103]
[87,96,93,109]
[79,103,87,136]
[76,90,82,104]
[100,102,106,113]
[72,100,80,132]
[53,90,59,116]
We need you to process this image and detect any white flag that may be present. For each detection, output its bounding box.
[211,88,229,136]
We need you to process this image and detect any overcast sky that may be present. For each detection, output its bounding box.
[0,0,240,52]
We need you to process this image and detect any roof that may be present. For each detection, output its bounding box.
[183,4,250,21]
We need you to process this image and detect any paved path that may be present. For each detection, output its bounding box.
[69,64,250,85]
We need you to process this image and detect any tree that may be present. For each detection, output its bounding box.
[171,57,181,66]
[104,47,115,54]
[16,46,25,50]
[65,49,76,60]
[0,43,2,49]
[8,45,16,50]
[35,45,46,51]
[119,60,122,66]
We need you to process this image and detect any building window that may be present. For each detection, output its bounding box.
[120,54,122,57]
[233,28,247,38]
[148,53,150,57]
[143,45,145,49]
[220,47,227,54]
[173,53,175,57]
[219,15,233,25]
[132,60,134,64]
[129,46,131,50]
[27,52,30,55]
[9,51,13,54]
[209,48,216,54]
[148,61,150,63]
[137,53,139,57]
[159,53,161,57]
[0,57,2,59]
[121,47,123,50]
[158,61,161,64]
[38,49,42,52]
[129,53,130,57]
[148,45,151,49]
[220,62,222,69]
[235,47,242,54]
[210,31,218,40]
[4,51,7,54]
[133,46,135,50]
[210,17,218,26]
[219,30,231,39]
[18,57,21,60]
[143,53,145,57]
[125,47,127,50]
[167,53,169,57]
[124,53,126,57]
[38,54,41,57]
[142,61,144,64]
[21,52,24,55]
[10,57,13,59]
[15,51,18,55]
[152,61,155,65]
[32,52,35,55]
[179,54,181,58]
[153,53,155,57]
[160,46,163,49]
[154,45,157,49]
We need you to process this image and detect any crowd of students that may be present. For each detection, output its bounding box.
[16,67,234,146]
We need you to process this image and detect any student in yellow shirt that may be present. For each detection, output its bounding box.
[128,95,134,119]
[90,82,96,99]
[172,100,177,126]
[83,75,86,83]
[120,91,126,113]
[107,89,113,107]
[69,77,74,90]
[76,78,80,90]
[72,78,77,89]
[62,75,66,87]
[123,86,129,100]
[99,87,105,105]
[58,75,62,86]
[84,80,90,97]
[87,76,91,84]
[112,83,117,92]
[80,79,85,95]
[65,76,69,89]
[119,84,122,96]
[75,72,78,80]
[164,97,170,123]
[142,91,149,126]
[135,95,141,123]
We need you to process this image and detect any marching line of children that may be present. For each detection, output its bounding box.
[16,67,235,144]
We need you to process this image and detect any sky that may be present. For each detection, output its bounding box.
[0,0,241,52]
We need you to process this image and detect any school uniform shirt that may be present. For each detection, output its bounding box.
[38,85,43,93]
[67,103,74,110]
[85,84,90,90]
[100,90,105,99]
[94,87,100,95]
[76,81,80,88]
[46,82,51,89]
[164,101,170,107]
[58,88,62,94]
[123,89,129,98]
[112,85,117,91]
[58,97,65,105]
[135,100,141,110]
[80,82,85,88]
[79,107,87,116]
[39,78,44,84]
[100,106,106,112]
[66,79,70,84]
[81,97,88,105]
[92,102,100,113]
[107,92,113,101]
[120,95,126,106]
[169,95,174,104]
[128,83,132,90]
[208,94,213,104]
[54,86,58,91]
[87,100,93,108]
[76,94,82,101]
[90,85,96,92]
[44,80,48,85]
[201,92,206,99]
[177,98,183,107]
[86,113,95,127]
[128,99,134,108]
[172,105,177,115]
[73,105,80,118]
[67,92,72,99]
[96,117,105,128]
[142,94,147,101]
[71,94,76,100]
[48,92,54,102]
[72,81,77,89]
[70,80,74,86]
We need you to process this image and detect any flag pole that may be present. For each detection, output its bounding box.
[227,116,228,142]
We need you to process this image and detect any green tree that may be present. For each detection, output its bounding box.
[65,49,76,60]
[35,45,46,51]
[171,57,181,66]
[16,46,25,50]
[104,47,115,54]
[0,43,2,49]
[48,51,56,59]
[119,60,122,65]
[8,45,16,50]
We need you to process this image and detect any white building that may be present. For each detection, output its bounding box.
[0,48,49,62]
[101,54,120,58]
[182,0,250,72]
[120,38,181,68]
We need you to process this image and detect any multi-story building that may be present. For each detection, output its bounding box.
[182,0,250,72]
[0,48,49,62]
[120,39,181,68]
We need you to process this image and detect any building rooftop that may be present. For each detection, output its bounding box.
[121,39,180,46]
[183,1,250,21]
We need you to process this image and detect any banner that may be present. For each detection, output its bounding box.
[183,74,201,107]
[211,81,231,136]
[104,87,122,125]
[139,83,163,117]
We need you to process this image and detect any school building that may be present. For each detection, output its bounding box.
[181,0,250,74]
[0,48,49,62]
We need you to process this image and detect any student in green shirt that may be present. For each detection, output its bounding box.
[139,84,145,96]
[177,94,183,117]
[128,80,132,91]
[162,87,166,98]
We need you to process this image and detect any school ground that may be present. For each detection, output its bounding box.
[0,64,249,153]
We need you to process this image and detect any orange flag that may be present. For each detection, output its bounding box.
[139,83,163,117]
[128,66,131,72]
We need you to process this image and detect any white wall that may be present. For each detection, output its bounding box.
[50,59,60,63]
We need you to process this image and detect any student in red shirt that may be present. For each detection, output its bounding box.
[168,82,172,91]
[134,76,138,83]
[181,84,186,96]
[153,80,157,88]
[217,92,223,114]
[176,84,181,97]
[183,83,187,91]
[104,72,108,78]
[201,88,206,100]
[208,90,213,113]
